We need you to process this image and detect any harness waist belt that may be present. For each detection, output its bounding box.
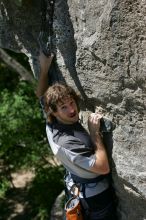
[70,173,109,184]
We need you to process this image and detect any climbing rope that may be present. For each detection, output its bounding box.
[38,0,55,56]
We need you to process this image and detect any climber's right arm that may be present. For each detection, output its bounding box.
[36,52,54,98]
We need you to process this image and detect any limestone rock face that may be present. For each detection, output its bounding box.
[0,0,146,219]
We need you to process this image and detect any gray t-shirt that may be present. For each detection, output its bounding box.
[46,121,109,198]
[40,96,109,197]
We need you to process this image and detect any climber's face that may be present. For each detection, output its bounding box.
[52,97,79,124]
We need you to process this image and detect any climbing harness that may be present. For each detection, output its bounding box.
[38,0,55,56]
[65,172,116,219]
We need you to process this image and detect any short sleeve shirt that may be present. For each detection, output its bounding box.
[40,97,109,197]
[46,121,98,178]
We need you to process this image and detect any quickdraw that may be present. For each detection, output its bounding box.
[38,0,55,56]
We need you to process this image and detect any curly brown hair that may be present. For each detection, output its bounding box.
[43,83,80,122]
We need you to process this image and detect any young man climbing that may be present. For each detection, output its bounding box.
[36,52,118,220]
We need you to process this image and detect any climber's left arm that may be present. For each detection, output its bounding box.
[36,52,54,98]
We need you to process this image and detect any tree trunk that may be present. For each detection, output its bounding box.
[0,48,34,83]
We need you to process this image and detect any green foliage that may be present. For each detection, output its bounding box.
[14,0,23,7]
[0,176,10,199]
[29,165,64,219]
[0,51,64,219]
[0,62,19,91]
[0,81,50,169]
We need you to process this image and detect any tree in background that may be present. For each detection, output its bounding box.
[0,50,64,219]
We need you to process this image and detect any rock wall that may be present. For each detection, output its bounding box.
[0,0,146,219]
